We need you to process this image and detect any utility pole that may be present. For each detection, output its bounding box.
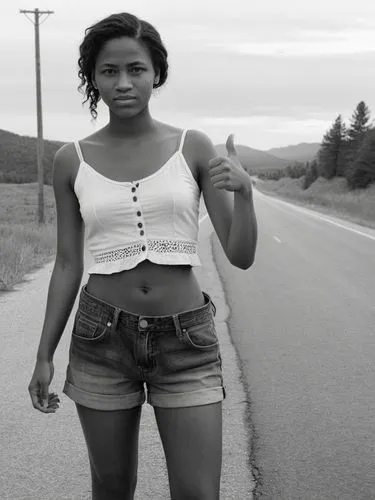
[20,8,54,225]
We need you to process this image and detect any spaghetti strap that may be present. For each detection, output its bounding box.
[178,129,188,152]
[74,141,84,163]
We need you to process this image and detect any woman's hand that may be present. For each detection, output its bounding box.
[208,134,253,198]
[28,359,60,413]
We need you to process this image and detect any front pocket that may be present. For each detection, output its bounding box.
[72,309,110,343]
[182,318,219,350]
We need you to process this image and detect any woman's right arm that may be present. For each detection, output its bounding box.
[29,143,84,412]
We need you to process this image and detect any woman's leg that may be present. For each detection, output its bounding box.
[154,402,222,500]
[75,403,142,500]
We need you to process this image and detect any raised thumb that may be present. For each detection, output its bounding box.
[226,134,237,157]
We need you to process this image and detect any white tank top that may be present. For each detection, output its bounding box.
[73,129,202,274]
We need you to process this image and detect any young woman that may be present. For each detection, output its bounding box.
[28,12,257,500]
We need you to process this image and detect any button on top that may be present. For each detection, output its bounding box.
[139,319,148,328]
[136,183,139,187]
[137,211,141,216]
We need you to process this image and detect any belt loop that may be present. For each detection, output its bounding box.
[204,291,216,317]
[172,314,183,339]
[110,307,121,334]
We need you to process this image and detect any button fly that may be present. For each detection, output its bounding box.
[139,319,148,328]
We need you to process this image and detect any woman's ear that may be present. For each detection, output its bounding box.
[92,72,97,89]
[154,71,161,85]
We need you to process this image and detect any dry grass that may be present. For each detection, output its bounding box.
[0,183,57,291]
[255,176,375,230]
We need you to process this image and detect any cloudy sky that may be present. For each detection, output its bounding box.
[2,0,375,150]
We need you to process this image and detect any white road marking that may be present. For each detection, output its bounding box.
[257,190,375,242]
[274,236,281,243]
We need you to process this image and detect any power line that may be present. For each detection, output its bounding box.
[20,8,54,225]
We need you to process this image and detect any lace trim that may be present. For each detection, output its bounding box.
[149,239,197,254]
[94,239,198,264]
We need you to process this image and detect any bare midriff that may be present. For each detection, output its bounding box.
[86,259,205,316]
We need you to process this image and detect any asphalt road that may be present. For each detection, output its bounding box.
[212,188,375,499]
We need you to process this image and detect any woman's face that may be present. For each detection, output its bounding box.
[93,36,159,118]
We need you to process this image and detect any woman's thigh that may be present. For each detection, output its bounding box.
[75,403,142,496]
[154,402,222,499]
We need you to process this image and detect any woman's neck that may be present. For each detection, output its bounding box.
[106,106,157,140]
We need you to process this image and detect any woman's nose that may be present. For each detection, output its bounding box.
[116,72,133,90]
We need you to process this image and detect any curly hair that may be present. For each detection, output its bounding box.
[78,12,169,119]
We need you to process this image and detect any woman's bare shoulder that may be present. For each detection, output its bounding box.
[184,129,213,147]
[182,129,217,167]
[53,142,76,172]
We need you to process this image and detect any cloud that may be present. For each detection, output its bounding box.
[200,114,332,133]
[201,116,277,126]
[2,0,375,150]
[209,28,375,57]
[264,118,332,135]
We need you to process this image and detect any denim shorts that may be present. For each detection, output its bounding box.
[63,284,226,410]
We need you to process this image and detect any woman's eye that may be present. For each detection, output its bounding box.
[101,67,144,76]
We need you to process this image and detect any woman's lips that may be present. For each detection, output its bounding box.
[113,97,137,106]
[114,96,136,101]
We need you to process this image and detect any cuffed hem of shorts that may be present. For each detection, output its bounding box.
[147,385,226,408]
[63,381,146,411]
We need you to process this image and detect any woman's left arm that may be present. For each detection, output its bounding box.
[193,130,258,270]
[227,180,257,269]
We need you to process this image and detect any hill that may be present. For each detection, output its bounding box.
[265,142,320,163]
[0,129,65,184]
[214,144,291,173]
[0,128,320,184]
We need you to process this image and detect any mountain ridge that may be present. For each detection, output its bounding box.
[214,141,320,172]
[265,142,320,162]
[0,128,321,183]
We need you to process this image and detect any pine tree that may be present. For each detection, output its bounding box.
[347,101,371,143]
[346,128,375,189]
[343,101,372,181]
[317,115,347,179]
[302,159,319,189]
